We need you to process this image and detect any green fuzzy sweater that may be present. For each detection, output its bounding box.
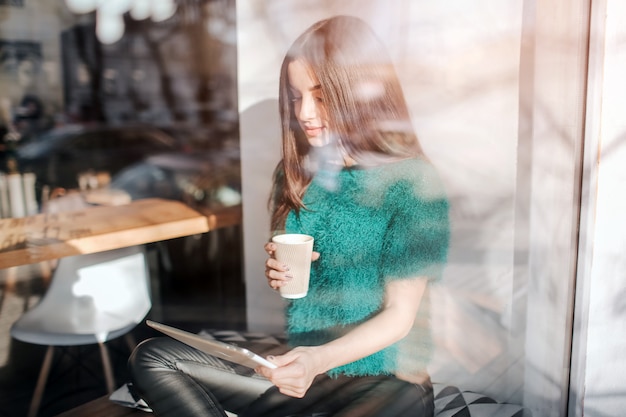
[283,157,450,377]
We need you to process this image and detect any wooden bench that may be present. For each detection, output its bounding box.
[54,395,238,417]
[55,396,145,417]
[55,388,528,417]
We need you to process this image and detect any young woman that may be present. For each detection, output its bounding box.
[129,15,449,417]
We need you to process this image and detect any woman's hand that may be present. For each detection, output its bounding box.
[264,242,319,291]
[256,346,326,398]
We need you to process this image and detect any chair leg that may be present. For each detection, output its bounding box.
[4,267,17,293]
[38,261,53,287]
[98,342,115,394]
[28,345,54,417]
[125,332,137,351]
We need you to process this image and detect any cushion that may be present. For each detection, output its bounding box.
[433,385,525,417]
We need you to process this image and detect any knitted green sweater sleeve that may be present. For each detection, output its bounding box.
[380,161,450,283]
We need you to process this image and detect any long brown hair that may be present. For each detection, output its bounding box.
[270,15,426,231]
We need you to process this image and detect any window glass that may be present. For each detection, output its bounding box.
[237,2,586,417]
[0,1,599,416]
[0,2,243,414]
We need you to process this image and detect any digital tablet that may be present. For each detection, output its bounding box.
[146,320,277,369]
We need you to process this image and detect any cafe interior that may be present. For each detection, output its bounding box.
[1,1,625,416]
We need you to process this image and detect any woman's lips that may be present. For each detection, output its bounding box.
[304,126,323,137]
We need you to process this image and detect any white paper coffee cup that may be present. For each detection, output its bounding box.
[271,234,314,299]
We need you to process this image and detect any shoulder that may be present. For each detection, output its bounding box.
[376,157,448,203]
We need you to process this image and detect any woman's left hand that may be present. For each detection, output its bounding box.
[255,346,325,398]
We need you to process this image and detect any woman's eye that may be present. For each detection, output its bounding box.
[290,96,302,102]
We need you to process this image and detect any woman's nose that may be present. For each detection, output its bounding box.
[298,95,317,121]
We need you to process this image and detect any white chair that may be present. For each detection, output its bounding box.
[11,245,152,417]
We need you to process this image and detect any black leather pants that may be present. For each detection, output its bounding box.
[129,337,434,417]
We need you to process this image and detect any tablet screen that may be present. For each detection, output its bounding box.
[146,320,277,369]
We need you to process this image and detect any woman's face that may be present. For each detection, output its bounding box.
[287,59,330,147]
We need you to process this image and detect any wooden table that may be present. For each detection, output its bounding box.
[0,198,242,269]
